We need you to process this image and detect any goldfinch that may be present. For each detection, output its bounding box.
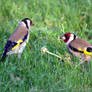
[1,18,34,61]
[59,33,92,61]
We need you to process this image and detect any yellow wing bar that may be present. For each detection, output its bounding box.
[78,48,92,55]
[12,40,23,50]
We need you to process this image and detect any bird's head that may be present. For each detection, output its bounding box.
[59,33,76,45]
[20,18,34,29]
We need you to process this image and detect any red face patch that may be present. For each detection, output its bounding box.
[64,33,71,37]
[63,33,71,43]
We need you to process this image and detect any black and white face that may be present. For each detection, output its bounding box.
[21,18,34,29]
[60,33,76,45]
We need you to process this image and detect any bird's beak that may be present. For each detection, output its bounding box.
[31,23,34,26]
[59,35,65,40]
[61,36,66,40]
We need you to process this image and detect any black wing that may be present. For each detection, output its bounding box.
[1,40,17,61]
[86,47,92,52]
[2,40,17,56]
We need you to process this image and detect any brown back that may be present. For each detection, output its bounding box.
[9,24,28,42]
[70,38,91,50]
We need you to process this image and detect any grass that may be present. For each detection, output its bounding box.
[0,0,92,91]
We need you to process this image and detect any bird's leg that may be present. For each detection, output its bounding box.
[18,53,22,60]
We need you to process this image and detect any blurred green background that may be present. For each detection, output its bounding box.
[0,0,92,91]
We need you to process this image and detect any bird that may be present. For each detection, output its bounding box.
[1,18,34,61]
[58,33,92,62]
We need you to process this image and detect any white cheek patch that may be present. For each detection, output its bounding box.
[27,20,30,29]
[66,34,74,46]
[20,22,26,27]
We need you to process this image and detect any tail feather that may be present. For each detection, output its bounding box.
[1,52,7,61]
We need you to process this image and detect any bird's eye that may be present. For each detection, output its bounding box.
[65,35,70,39]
